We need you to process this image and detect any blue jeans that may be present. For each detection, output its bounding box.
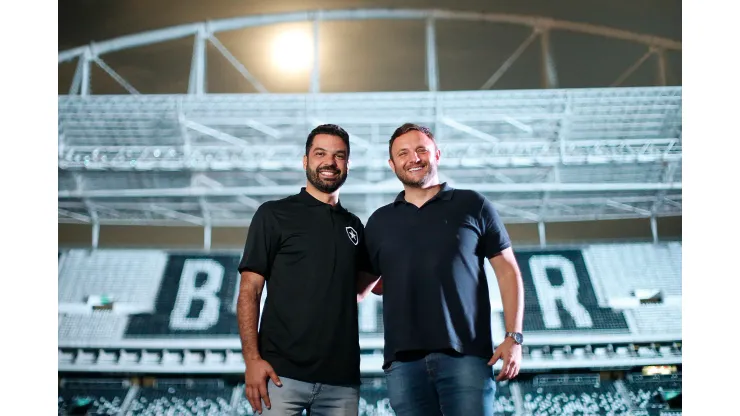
[260,376,359,416]
[384,351,496,416]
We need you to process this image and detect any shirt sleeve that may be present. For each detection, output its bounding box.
[363,214,382,276]
[238,203,280,279]
[355,220,374,275]
[479,196,512,259]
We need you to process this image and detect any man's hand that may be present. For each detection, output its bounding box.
[488,337,522,381]
[244,358,282,414]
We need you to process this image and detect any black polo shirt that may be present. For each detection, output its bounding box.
[238,188,371,385]
[364,183,511,367]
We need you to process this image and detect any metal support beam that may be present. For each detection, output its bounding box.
[177,101,192,159]
[207,34,268,93]
[611,48,654,87]
[58,209,91,223]
[93,57,140,94]
[183,120,250,147]
[310,16,321,93]
[502,116,533,134]
[150,205,204,225]
[492,171,515,184]
[204,224,212,250]
[425,17,439,92]
[662,198,682,209]
[59,182,682,199]
[651,161,679,214]
[254,174,279,187]
[80,48,92,96]
[92,221,100,249]
[481,30,538,90]
[606,200,651,216]
[58,9,681,66]
[81,196,100,249]
[235,196,262,210]
[539,30,558,89]
[440,117,498,143]
[193,174,224,189]
[650,216,659,244]
[59,194,679,214]
[244,119,282,138]
[58,131,65,159]
[434,94,442,144]
[200,197,212,251]
[538,221,547,247]
[539,167,555,222]
[188,26,207,95]
[656,49,667,86]
[87,203,122,219]
[69,55,85,95]
[558,95,572,164]
[195,175,261,210]
[492,202,540,222]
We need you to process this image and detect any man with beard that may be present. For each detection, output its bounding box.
[364,123,525,416]
[237,124,380,415]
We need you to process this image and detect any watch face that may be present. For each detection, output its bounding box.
[513,333,523,344]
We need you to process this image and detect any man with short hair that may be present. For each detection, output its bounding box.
[364,123,525,416]
[237,124,379,416]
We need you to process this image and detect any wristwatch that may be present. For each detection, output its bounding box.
[505,332,524,345]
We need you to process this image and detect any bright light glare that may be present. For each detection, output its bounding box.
[272,30,313,73]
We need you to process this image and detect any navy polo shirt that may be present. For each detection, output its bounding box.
[364,183,511,366]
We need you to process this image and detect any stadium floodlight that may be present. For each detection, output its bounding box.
[272,28,313,73]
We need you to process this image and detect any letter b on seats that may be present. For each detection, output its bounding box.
[169,259,224,330]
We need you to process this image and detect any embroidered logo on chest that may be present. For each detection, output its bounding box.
[345,226,359,246]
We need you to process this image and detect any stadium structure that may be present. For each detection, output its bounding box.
[58,9,682,415]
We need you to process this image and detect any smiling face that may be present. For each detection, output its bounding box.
[388,129,440,188]
[303,133,349,194]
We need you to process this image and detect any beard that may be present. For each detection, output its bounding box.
[306,164,348,194]
[394,161,438,188]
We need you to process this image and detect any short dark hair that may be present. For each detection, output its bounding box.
[388,123,435,159]
[305,124,351,157]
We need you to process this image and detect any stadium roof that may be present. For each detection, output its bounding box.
[57,9,682,229]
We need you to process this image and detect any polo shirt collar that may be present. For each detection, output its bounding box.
[297,187,347,212]
[393,182,454,206]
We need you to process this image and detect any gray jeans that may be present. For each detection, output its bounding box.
[259,376,360,416]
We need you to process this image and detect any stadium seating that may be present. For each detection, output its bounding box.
[359,377,395,416]
[581,242,682,298]
[57,243,682,415]
[58,242,682,348]
[624,373,682,416]
[58,379,130,415]
[125,379,234,415]
[493,380,517,416]
[58,249,168,304]
[59,373,683,415]
[629,305,682,335]
[519,375,631,415]
[57,312,129,343]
